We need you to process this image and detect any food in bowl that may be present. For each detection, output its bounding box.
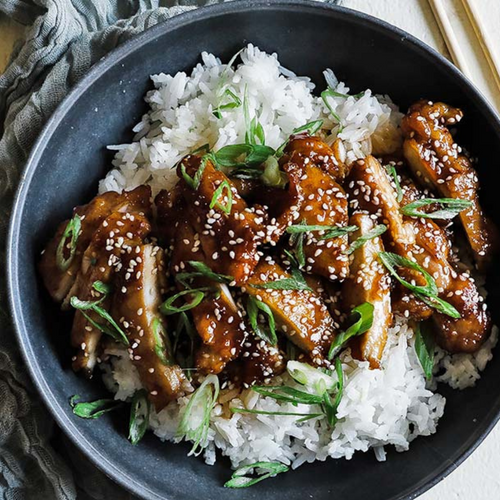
[38,45,498,487]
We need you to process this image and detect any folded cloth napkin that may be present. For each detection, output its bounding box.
[0,0,338,498]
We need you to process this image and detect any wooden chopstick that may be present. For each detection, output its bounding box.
[428,0,473,79]
[460,0,500,92]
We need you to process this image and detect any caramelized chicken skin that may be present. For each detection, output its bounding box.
[401,100,497,269]
[39,186,152,303]
[342,213,392,368]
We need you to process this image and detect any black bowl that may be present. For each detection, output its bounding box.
[8,1,500,499]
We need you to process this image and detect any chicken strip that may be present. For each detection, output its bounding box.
[246,260,336,364]
[39,186,152,302]
[177,155,266,285]
[401,100,496,269]
[69,210,152,375]
[342,213,392,368]
[113,244,191,411]
[165,213,247,375]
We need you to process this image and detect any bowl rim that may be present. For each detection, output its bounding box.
[7,1,500,499]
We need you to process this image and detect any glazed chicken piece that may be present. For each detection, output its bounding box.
[69,211,152,375]
[342,213,392,369]
[39,186,152,302]
[246,260,336,364]
[433,271,491,353]
[230,335,286,387]
[281,135,348,181]
[177,155,267,285]
[401,100,496,269]
[293,162,350,281]
[113,244,191,411]
[166,214,246,375]
[346,155,415,249]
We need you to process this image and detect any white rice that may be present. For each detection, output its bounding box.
[97,45,496,469]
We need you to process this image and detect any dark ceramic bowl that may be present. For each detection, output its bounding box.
[8,1,500,499]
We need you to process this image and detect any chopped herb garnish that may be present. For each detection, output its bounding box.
[176,374,219,456]
[70,284,129,345]
[128,390,150,445]
[292,119,324,136]
[345,224,387,255]
[160,289,206,316]
[275,120,325,157]
[287,360,337,394]
[152,318,174,366]
[386,164,403,203]
[261,156,288,188]
[378,252,460,318]
[224,461,289,489]
[328,302,374,359]
[322,358,344,427]
[246,296,277,345]
[251,266,312,292]
[286,223,358,240]
[213,88,242,118]
[70,395,122,419]
[417,294,461,318]
[400,197,473,220]
[243,85,266,146]
[229,166,263,180]
[251,385,324,405]
[378,252,438,296]
[213,143,275,168]
[289,227,306,268]
[209,180,233,214]
[321,89,344,132]
[180,154,211,190]
[414,322,435,381]
[176,261,234,287]
[230,408,321,421]
[56,214,82,271]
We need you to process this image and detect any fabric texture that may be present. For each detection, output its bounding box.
[0,0,337,498]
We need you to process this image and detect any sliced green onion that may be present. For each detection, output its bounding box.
[213,88,242,118]
[288,228,306,268]
[261,156,288,188]
[324,89,365,99]
[176,261,234,287]
[224,461,289,489]
[230,407,321,421]
[321,89,344,132]
[322,358,344,427]
[229,166,263,180]
[378,252,438,297]
[287,360,337,394]
[386,164,403,203]
[251,385,324,405]
[92,280,112,295]
[414,322,435,381]
[400,197,473,220]
[251,266,312,292]
[176,374,219,456]
[286,223,358,240]
[292,119,324,136]
[180,154,211,190]
[213,144,275,168]
[160,289,206,316]
[416,293,461,318]
[56,214,82,271]
[246,296,277,346]
[152,318,174,366]
[328,302,374,359]
[209,180,233,214]
[70,395,122,419]
[345,224,387,255]
[70,293,129,346]
[378,252,460,318]
[128,390,151,445]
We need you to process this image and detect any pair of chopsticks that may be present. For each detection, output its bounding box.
[428,0,500,92]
